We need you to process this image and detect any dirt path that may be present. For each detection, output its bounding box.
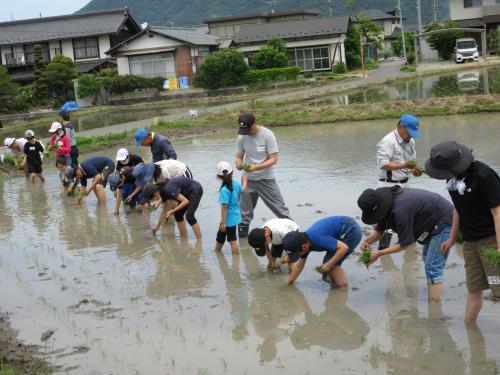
[0,312,50,374]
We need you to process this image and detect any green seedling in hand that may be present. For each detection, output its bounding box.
[357,247,372,268]
[146,206,156,214]
[315,266,332,283]
[407,159,418,169]
[482,247,500,268]
[243,163,251,172]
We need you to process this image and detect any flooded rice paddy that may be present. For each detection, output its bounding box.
[1,113,500,374]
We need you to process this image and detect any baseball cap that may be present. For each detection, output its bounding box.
[4,138,15,147]
[248,228,266,257]
[116,148,129,162]
[108,172,120,192]
[399,114,420,139]
[25,130,35,139]
[49,122,62,133]
[139,183,159,204]
[134,128,149,147]
[59,110,70,120]
[216,161,233,176]
[133,162,156,187]
[238,113,255,135]
[283,231,305,263]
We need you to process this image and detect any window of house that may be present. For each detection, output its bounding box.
[463,0,482,7]
[129,53,176,78]
[288,46,330,71]
[73,37,99,60]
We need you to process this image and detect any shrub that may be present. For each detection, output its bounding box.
[407,51,416,65]
[302,71,314,78]
[392,31,415,57]
[97,68,118,77]
[33,44,48,100]
[251,37,288,69]
[194,49,248,90]
[400,65,416,72]
[77,74,102,98]
[0,66,21,113]
[244,66,301,84]
[426,22,464,60]
[333,62,347,74]
[365,59,379,70]
[101,75,164,94]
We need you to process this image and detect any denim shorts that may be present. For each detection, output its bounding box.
[422,222,451,284]
[323,217,362,267]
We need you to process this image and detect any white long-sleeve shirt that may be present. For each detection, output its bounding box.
[376,130,416,181]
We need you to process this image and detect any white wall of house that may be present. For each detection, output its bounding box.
[120,33,180,52]
[61,39,74,60]
[117,57,131,75]
[98,35,111,59]
[450,0,498,20]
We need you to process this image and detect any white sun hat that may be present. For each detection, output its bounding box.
[25,129,35,138]
[4,138,15,147]
[116,148,129,162]
[48,122,62,133]
[217,161,233,176]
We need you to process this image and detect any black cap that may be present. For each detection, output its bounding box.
[357,188,393,225]
[238,113,255,135]
[248,228,266,257]
[139,183,158,204]
[425,141,473,180]
[283,231,305,263]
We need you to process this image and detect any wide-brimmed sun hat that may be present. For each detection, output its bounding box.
[425,141,473,180]
[357,188,393,225]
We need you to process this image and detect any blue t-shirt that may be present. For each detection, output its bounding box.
[219,181,242,227]
[160,176,202,201]
[80,156,113,187]
[301,216,344,259]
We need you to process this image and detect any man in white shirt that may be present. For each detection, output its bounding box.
[248,218,299,271]
[376,114,422,188]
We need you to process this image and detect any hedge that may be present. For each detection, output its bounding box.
[101,75,165,95]
[244,66,301,84]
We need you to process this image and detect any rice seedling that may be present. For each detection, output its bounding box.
[276,357,285,369]
[314,266,332,283]
[482,247,500,267]
[243,163,251,172]
[357,248,373,268]
[219,357,228,370]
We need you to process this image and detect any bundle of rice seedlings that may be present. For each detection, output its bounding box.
[482,247,500,268]
[243,163,251,172]
[357,247,372,268]
[315,266,332,283]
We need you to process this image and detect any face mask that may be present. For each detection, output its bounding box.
[447,177,466,195]
[121,158,129,165]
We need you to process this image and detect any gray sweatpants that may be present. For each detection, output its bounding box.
[239,178,290,225]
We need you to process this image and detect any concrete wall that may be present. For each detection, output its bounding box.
[117,57,131,75]
[450,0,497,20]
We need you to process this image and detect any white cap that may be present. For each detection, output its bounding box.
[49,122,62,133]
[4,138,14,147]
[25,130,35,138]
[116,148,129,162]
[217,161,233,176]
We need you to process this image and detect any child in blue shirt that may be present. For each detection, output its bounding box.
[215,161,247,254]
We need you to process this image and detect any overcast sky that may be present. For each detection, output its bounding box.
[0,0,90,22]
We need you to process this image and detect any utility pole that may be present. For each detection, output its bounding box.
[328,0,333,17]
[416,0,423,61]
[360,33,365,78]
[432,0,438,21]
[396,0,407,63]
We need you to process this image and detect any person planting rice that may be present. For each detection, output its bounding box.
[248,218,299,272]
[55,157,76,196]
[134,128,177,162]
[48,122,72,167]
[108,167,144,215]
[282,216,362,287]
[59,111,79,168]
[141,176,203,239]
[4,136,28,175]
[235,113,290,238]
[425,141,500,322]
[23,130,45,183]
[214,161,247,255]
[357,186,454,302]
[66,156,115,205]
[115,148,144,171]
[154,159,192,181]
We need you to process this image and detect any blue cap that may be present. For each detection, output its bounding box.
[134,128,149,148]
[399,114,420,139]
[133,162,155,187]
[108,172,120,192]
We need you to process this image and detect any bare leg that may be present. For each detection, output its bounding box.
[330,266,348,288]
[38,173,45,182]
[229,241,240,254]
[215,242,223,252]
[428,283,443,303]
[94,185,107,205]
[30,173,36,183]
[191,222,202,240]
[465,290,483,323]
[176,220,188,237]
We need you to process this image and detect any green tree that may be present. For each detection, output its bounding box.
[426,22,464,60]
[0,66,20,113]
[33,44,48,100]
[194,49,248,90]
[251,37,288,69]
[392,31,415,57]
[46,55,78,102]
[486,27,499,51]
[345,16,383,69]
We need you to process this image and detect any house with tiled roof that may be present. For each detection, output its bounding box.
[0,8,141,82]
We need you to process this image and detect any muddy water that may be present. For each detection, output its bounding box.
[1,113,499,374]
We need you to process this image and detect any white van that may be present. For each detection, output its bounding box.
[455,38,479,63]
